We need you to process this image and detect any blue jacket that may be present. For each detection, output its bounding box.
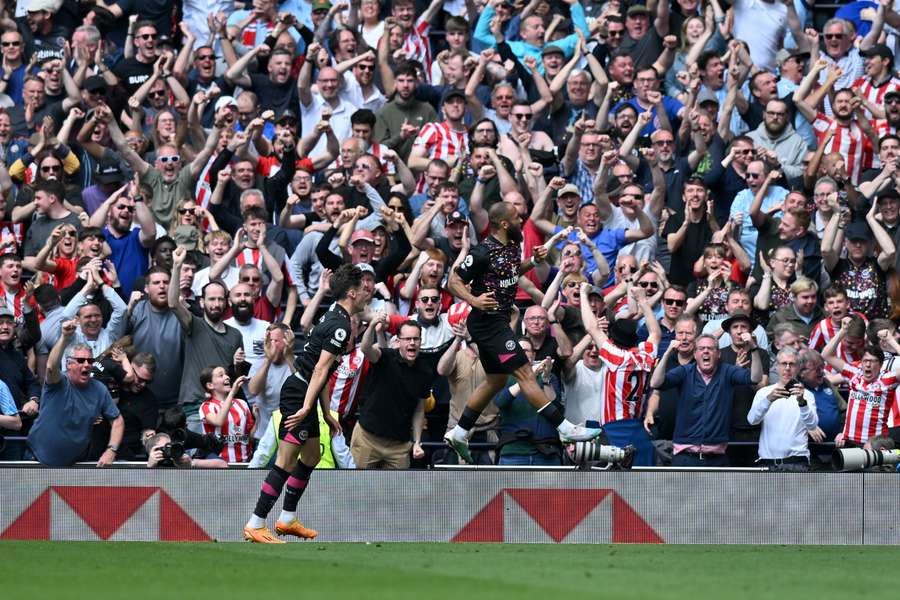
[473,4,590,74]
[660,363,754,445]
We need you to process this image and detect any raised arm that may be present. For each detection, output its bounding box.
[360,313,386,363]
[224,43,267,88]
[867,199,896,271]
[167,247,193,330]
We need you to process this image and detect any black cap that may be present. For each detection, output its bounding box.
[844,221,872,241]
[608,318,639,349]
[441,88,466,105]
[721,311,756,333]
[446,210,467,226]
[878,188,900,203]
[83,75,107,93]
[276,109,299,124]
[862,43,894,62]
[886,89,900,101]
[94,161,124,184]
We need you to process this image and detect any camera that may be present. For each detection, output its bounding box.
[784,378,800,390]
[567,439,619,466]
[158,408,225,455]
[833,448,900,471]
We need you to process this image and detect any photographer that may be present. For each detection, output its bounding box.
[145,431,228,468]
[748,347,818,471]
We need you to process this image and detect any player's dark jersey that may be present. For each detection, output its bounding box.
[455,235,520,316]
[295,302,352,381]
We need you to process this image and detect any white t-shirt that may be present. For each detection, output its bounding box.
[563,362,603,426]
[192,264,240,297]
[732,0,788,72]
[300,93,356,157]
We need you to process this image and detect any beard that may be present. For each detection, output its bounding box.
[232,301,254,321]
[508,225,523,244]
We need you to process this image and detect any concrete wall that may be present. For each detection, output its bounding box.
[2,469,897,543]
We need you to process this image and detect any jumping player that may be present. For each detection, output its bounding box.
[243,264,367,543]
[444,202,628,463]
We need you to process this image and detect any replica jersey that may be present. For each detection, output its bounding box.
[200,397,255,463]
[840,362,899,444]
[455,235,521,316]
[597,339,658,424]
[328,347,370,420]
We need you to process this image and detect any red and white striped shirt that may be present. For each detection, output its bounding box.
[412,122,468,193]
[812,112,874,184]
[328,348,370,420]
[401,19,432,82]
[194,155,216,210]
[1,283,29,324]
[853,76,900,118]
[200,397,255,463]
[840,363,898,444]
[596,339,657,424]
[808,313,868,351]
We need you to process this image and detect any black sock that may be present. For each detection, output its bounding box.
[253,466,289,519]
[537,401,565,427]
[283,462,315,513]
[457,406,482,431]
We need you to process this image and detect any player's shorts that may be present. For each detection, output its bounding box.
[277,378,320,445]
[467,309,529,375]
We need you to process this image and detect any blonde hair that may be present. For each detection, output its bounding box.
[790,277,818,295]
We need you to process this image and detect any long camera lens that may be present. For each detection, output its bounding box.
[833,448,900,471]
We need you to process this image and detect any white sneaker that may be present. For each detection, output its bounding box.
[443,430,474,464]
[559,425,602,443]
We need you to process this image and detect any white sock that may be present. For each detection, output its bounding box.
[246,514,265,529]
[557,420,576,436]
[278,510,296,523]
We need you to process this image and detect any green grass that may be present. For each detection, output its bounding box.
[1,542,888,599]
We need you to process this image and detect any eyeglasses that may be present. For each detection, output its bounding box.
[735,148,753,155]
[663,298,686,307]
[138,33,158,40]
[41,164,62,173]
[134,373,152,385]
[148,90,166,98]
[419,295,440,303]
[778,361,798,368]
[765,111,787,118]
[62,230,77,238]
[398,336,421,342]
[524,316,547,322]
[1,41,21,47]
[68,357,93,364]
[512,113,533,121]
[115,204,135,213]
[653,139,674,146]
[158,155,181,163]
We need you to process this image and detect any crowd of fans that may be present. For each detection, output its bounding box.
[4,0,900,472]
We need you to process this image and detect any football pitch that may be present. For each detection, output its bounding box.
[1,542,887,599]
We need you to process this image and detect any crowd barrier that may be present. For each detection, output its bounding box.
[2,468,898,544]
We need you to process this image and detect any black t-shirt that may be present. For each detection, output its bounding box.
[620,29,664,70]
[296,302,352,381]
[114,58,155,95]
[720,346,769,438]
[92,358,158,459]
[358,348,434,442]
[662,213,714,286]
[250,73,299,118]
[455,235,520,317]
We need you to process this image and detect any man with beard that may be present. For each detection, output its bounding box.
[651,329,763,466]
[748,99,807,180]
[127,266,185,409]
[444,202,611,464]
[106,108,221,228]
[226,44,300,117]
[89,179,157,295]
[337,50,385,113]
[872,90,900,142]
[27,319,123,467]
[169,247,244,433]
[562,120,603,203]
[374,63,437,161]
[225,282,271,403]
[797,76,878,185]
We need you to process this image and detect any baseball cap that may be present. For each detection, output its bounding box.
[356,262,375,276]
[277,109,299,125]
[214,96,238,112]
[94,162,124,185]
[541,45,565,58]
[626,5,650,16]
[886,89,900,102]
[441,88,466,105]
[446,210,467,226]
[775,47,811,68]
[0,307,14,320]
[28,0,62,13]
[862,44,894,62]
[350,230,375,244]
[844,221,872,241]
[878,189,900,203]
[696,87,719,106]
[312,0,332,11]
[608,318,638,349]
[173,225,199,250]
[557,183,581,199]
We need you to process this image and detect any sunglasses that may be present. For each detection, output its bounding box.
[824,33,844,40]
[653,139,675,146]
[638,281,658,288]
[745,172,763,179]
[158,155,181,164]
[607,30,624,37]
[62,230,77,238]
[356,64,375,71]
[241,277,262,283]
[618,265,638,274]
[68,357,93,364]
[419,295,440,303]
[134,374,151,385]
[512,113,533,121]
[178,208,197,215]
[663,298,686,307]
[116,204,135,213]
[148,90,166,98]
[1,40,21,47]
[196,54,215,61]
[40,164,61,172]
[138,33,158,40]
